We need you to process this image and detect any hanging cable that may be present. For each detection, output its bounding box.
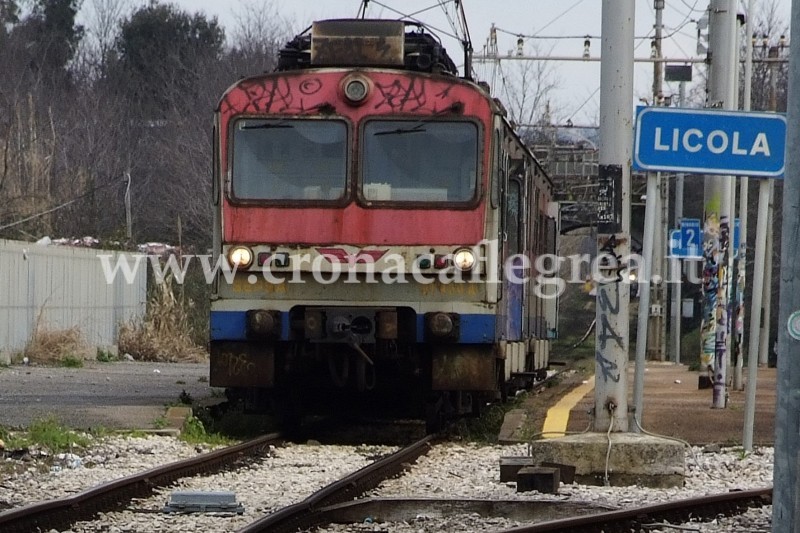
[0,177,125,232]
[604,404,615,487]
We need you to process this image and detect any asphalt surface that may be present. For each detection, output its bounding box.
[0,361,217,430]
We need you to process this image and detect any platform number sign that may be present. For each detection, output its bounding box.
[681,220,701,256]
[669,218,702,259]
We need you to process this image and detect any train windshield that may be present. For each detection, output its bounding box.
[362,120,478,203]
[231,119,347,201]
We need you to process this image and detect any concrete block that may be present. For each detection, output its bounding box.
[541,461,577,484]
[498,408,527,444]
[0,350,10,366]
[500,456,535,482]
[528,433,685,488]
[517,466,560,493]
[165,406,193,429]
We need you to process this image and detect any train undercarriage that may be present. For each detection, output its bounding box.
[211,335,548,431]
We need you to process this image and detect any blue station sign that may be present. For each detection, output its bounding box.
[633,107,786,178]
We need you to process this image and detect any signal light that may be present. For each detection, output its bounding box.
[433,255,450,269]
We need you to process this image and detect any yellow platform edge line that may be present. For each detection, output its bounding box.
[541,376,596,439]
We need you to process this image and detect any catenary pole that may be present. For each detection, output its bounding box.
[701,0,736,409]
[772,0,800,527]
[594,0,633,433]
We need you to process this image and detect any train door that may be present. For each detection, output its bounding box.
[503,172,524,341]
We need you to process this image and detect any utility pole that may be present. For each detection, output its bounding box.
[594,0,633,434]
[772,1,800,527]
[701,0,736,409]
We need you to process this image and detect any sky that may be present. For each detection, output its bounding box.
[91,0,793,126]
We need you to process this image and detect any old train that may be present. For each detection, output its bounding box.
[209,19,558,426]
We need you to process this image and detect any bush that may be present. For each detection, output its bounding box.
[118,272,207,363]
[24,327,87,366]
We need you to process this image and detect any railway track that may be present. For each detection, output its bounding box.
[238,434,436,532]
[0,433,282,533]
[495,486,772,532]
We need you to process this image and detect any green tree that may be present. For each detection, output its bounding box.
[113,2,224,113]
[20,0,84,76]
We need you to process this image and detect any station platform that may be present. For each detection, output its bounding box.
[499,362,776,486]
[551,362,777,446]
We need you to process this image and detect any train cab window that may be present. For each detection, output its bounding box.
[231,119,347,201]
[361,120,478,203]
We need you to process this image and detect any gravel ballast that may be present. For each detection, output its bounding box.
[1,436,773,532]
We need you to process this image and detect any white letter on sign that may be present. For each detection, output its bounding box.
[707,130,729,154]
[654,128,670,151]
[683,129,702,153]
[750,132,771,156]
[732,132,747,155]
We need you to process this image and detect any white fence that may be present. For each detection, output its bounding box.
[0,240,146,355]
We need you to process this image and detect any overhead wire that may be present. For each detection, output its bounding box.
[365,0,460,40]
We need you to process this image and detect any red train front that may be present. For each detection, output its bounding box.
[210,19,558,427]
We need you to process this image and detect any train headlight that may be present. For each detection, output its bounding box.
[227,246,253,268]
[342,75,370,104]
[453,248,476,271]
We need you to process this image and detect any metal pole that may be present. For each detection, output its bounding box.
[759,181,775,365]
[701,0,736,408]
[671,81,686,365]
[772,0,800,525]
[743,180,769,451]
[633,175,658,432]
[732,10,747,391]
[125,170,132,241]
[647,0,666,362]
[594,0,633,433]
[740,0,758,450]
[760,47,780,366]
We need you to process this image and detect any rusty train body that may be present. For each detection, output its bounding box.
[209,19,558,424]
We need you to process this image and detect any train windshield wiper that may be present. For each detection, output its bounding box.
[372,102,464,137]
[240,121,293,130]
[373,123,426,136]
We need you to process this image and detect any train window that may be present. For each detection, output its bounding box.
[506,179,521,256]
[230,119,347,201]
[361,120,478,203]
[491,130,501,209]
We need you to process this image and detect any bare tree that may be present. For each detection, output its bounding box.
[495,41,561,128]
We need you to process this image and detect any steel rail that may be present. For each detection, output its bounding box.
[238,434,436,533]
[0,432,282,533]
[496,486,772,533]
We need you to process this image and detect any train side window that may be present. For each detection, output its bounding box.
[506,178,522,256]
[212,124,219,206]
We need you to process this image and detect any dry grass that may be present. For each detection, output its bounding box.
[24,327,87,365]
[118,273,207,363]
